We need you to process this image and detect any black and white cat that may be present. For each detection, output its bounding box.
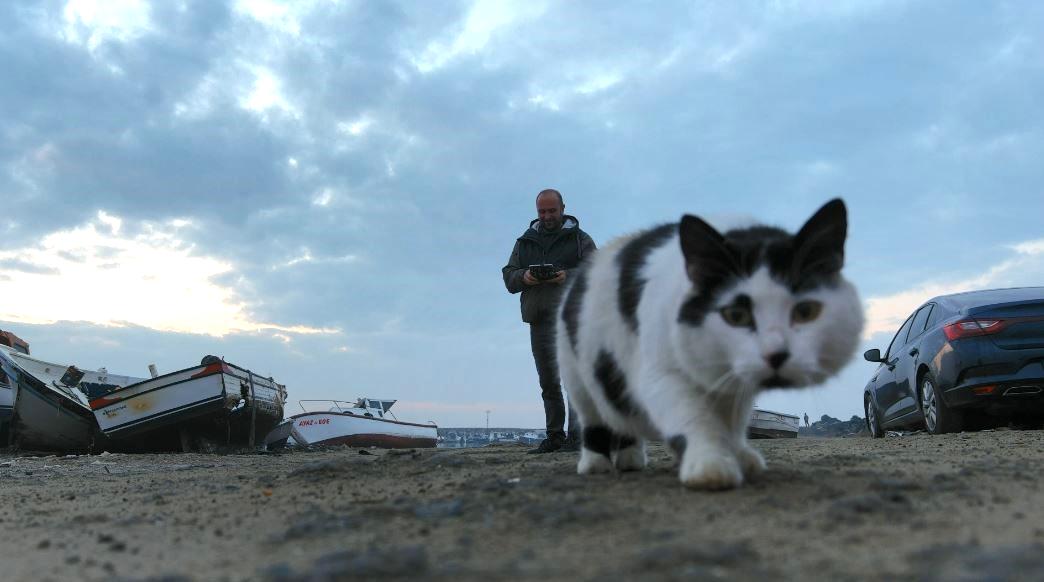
[555,199,863,490]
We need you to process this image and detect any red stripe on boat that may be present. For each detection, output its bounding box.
[90,396,121,410]
[308,434,437,449]
[190,362,228,378]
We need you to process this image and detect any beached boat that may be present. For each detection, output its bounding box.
[90,356,286,451]
[0,330,29,444]
[0,367,13,444]
[289,398,437,448]
[262,418,294,450]
[0,344,145,452]
[748,408,800,439]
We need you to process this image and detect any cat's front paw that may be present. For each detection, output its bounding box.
[577,450,613,475]
[613,445,647,472]
[737,444,766,479]
[678,450,743,490]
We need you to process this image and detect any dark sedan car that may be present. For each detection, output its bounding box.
[863,287,1044,436]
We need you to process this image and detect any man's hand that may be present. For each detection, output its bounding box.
[523,270,542,286]
[549,270,567,284]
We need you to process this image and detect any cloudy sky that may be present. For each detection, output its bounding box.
[2,0,1043,428]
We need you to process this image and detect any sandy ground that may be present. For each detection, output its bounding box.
[2,431,1044,582]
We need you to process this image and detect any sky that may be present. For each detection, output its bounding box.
[2,0,1043,428]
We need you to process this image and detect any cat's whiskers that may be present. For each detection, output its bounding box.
[706,370,754,426]
[704,369,739,395]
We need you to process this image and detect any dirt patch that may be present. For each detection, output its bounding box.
[2,431,1044,581]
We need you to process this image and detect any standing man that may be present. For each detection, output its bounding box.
[503,189,596,454]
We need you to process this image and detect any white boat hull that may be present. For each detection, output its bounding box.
[93,369,230,437]
[91,360,285,450]
[748,408,800,439]
[291,411,437,448]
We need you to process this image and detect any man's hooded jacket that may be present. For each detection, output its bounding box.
[502,215,596,323]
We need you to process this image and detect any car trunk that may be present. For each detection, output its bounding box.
[968,300,1044,350]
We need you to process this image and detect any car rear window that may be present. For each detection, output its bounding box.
[925,304,943,330]
[909,305,933,339]
[887,316,915,358]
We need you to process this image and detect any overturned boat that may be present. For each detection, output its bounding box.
[0,342,145,452]
[748,408,800,439]
[0,331,29,444]
[0,361,12,445]
[90,356,286,451]
[287,398,437,448]
[262,418,294,450]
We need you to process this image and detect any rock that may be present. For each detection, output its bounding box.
[273,512,355,542]
[912,543,1044,581]
[422,454,475,468]
[258,563,294,582]
[287,459,349,477]
[871,478,922,492]
[827,492,910,518]
[638,541,757,568]
[412,499,465,519]
[266,546,429,580]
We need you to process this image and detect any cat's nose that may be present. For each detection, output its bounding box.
[766,351,789,369]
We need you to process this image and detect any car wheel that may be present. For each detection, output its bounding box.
[920,372,963,434]
[865,395,884,438]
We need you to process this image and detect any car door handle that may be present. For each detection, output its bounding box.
[909,348,919,357]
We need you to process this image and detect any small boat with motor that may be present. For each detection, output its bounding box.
[285,398,437,448]
[748,408,800,439]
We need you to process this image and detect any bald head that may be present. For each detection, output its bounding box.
[535,188,565,231]
[536,189,564,206]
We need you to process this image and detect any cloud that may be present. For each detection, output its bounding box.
[61,0,153,53]
[409,0,549,73]
[238,65,300,121]
[271,249,359,271]
[0,211,339,338]
[234,0,302,37]
[0,258,60,276]
[864,238,1044,338]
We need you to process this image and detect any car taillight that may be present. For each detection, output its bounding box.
[943,319,1007,341]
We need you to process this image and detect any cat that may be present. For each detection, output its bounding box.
[555,198,863,490]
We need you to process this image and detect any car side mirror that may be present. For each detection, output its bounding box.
[863,348,883,363]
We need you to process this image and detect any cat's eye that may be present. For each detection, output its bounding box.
[720,305,754,328]
[792,301,823,324]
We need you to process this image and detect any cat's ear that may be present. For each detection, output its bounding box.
[792,198,847,276]
[679,215,735,283]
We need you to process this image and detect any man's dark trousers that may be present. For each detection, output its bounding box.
[529,318,577,440]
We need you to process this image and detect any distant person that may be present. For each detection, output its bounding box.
[503,189,596,453]
[804,413,810,428]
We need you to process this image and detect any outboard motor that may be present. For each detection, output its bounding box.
[60,365,86,387]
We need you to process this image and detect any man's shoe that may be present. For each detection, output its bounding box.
[527,437,563,454]
[559,435,580,452]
